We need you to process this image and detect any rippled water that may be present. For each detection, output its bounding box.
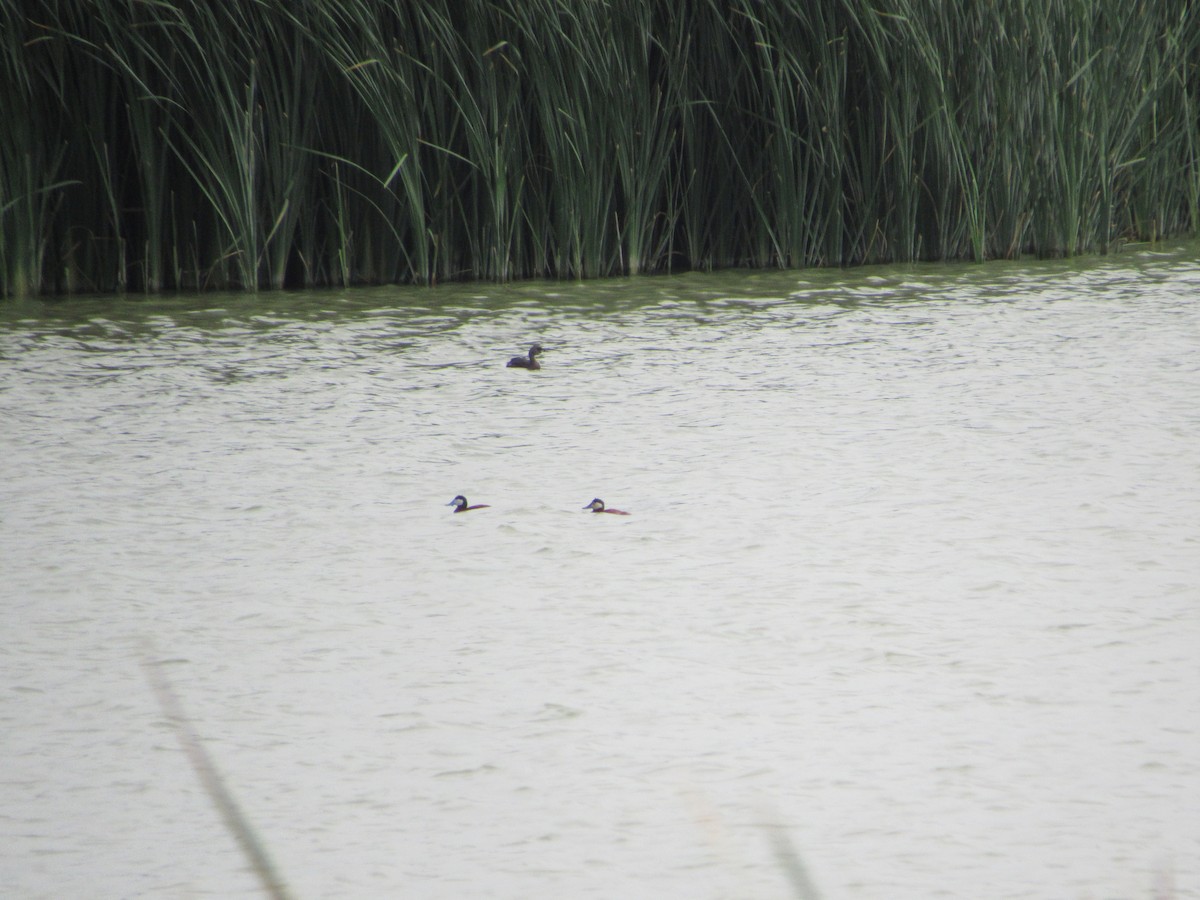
[2,248,1199,899]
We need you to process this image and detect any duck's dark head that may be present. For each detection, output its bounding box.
[583,498,605,512]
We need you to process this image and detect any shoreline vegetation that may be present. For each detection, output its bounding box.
[2,1,1197,297]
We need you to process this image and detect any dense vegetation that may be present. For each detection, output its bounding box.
[2,0,1197,296]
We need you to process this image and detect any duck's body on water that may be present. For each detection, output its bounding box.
[448,495,490,513]
[583,498,630,515]
[506,344,544,370]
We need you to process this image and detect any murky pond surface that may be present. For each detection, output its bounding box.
[2,248,1198,899]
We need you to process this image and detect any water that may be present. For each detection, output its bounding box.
[2,248,1198,900]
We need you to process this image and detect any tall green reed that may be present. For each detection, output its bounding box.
[1,8,75,297]
[2,0,1197,297]
[519,1,620,278]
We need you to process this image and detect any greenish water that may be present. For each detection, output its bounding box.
[2,250,1198,899]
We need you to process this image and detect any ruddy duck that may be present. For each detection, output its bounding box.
[448,495,490,513]
[506,343,544,370]
[583,498,630,515]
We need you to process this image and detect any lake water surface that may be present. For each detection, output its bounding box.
[2,248,1198,899]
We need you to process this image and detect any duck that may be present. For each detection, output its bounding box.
[583,498,631,515]
[448,495,490,513]
[506,343,544,370]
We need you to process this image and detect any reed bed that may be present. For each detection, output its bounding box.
[2,0,1197,296]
